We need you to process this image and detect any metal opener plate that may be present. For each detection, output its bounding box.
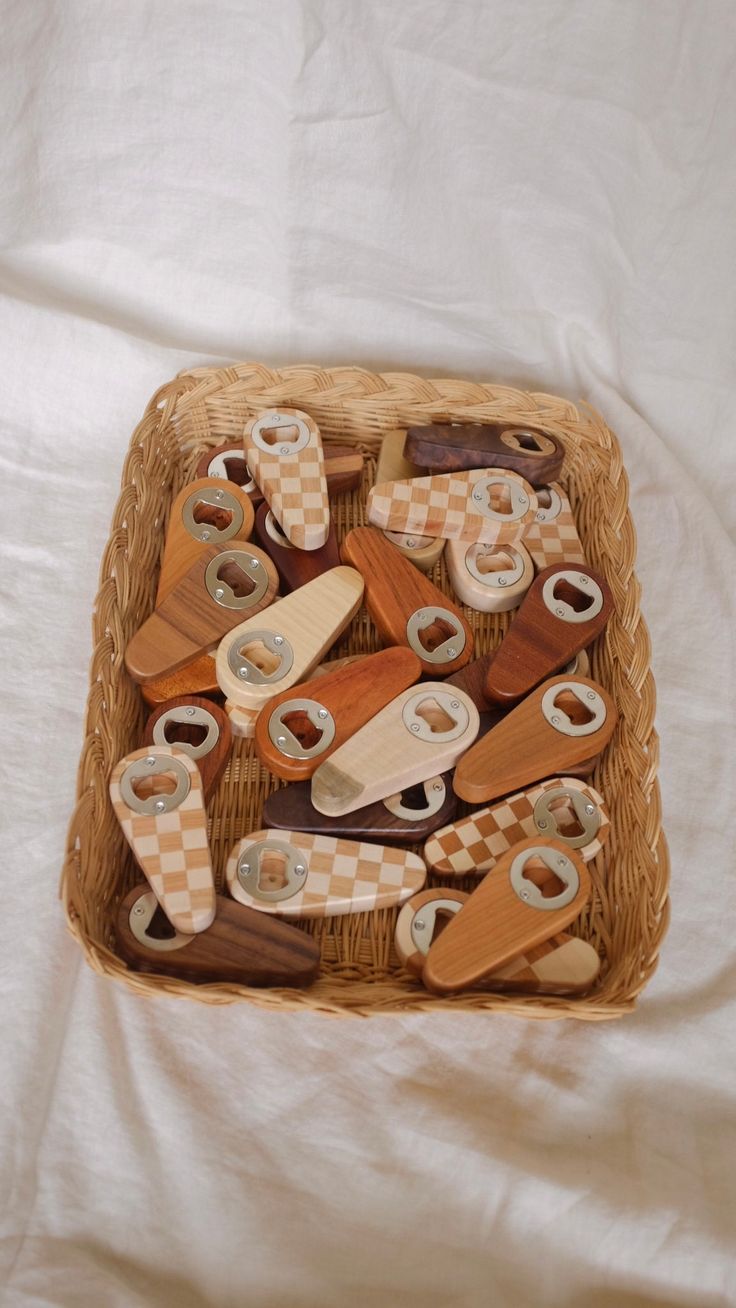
[533,485,563,523]
[249,410,312,456]
[410,895,466,954]
[541,681,608,737]
[471,474,531,522]
[204,549,271,610]
[465,543,525,589]
[226,629,295,684]
[533,786,601,849]
[118,752,191,815]
[499,428,556,456]
[128,891,192,953]
[509,844,580,911]
[237,839,308,902]
[181,486,245,543]
[383,776,447,820]
[267,698,336,759]
[542,569,604,624]
[405,606,467,664]
[151,704,220,761]
[401,690,470,743]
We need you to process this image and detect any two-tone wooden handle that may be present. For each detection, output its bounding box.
[367,468,537,542]
[403,423,565,484]
[262,773,458,844]
[524,482,587,570]
[243,408,330,550]
[197,441,363,502]
[142,696,232,800]
[157,478,255,604]
[254,501,341,593]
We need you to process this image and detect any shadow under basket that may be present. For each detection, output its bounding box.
[61,362,669,1018]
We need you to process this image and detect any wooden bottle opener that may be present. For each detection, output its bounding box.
[424,776,610,877]
[373,430,443,570]
[367,468,537,543]
[157,478,255,604]
[254,647,422,781]
[382,530,446,573]
[226,831,426,918]
[140,655,222,707]
[125,543,279,685]
[422,836,591,993]
[453,675,618,805]
[262,773,457,844]
[311,683,480,817]
[243,408,330,550]
[484,563,614,704]
[394,888,469,975]
[253,501,341,593]
[116,886,320,987]
[225,655,366,741]
[524,482,586,570]
[445,539,534,612]
[375,428,423,485]
[215,566,364,710]
[403,423,565,485]
[197,441,363,502]
[109,745,215,934]
[142,696,232,801]
[341,527,473,676]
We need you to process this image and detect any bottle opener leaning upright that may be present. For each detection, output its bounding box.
[243,408,330,550]
[445,539,534,612]
[262,773,458,844]
[367,468,537,543]
[403,423,565,485]
[253,501,341,593]
[524,482,586,570]
[157,478,255,604]
[142,696,232,801]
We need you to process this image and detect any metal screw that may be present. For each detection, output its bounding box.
[295,865,306,877]
[585,803,596,815]
[215,587,225,599]
[520,890,530,901]
[551,715,560,725]
[432,782,443,792]
[558,857,567,868]
[587,691,596,701]
[414,918,426,931]
[280,446,290,454]
[215,489,224,500]
[536,510,545,522]
[274,636,284,646]
[418,612,427,622]
[578,575,588,585]
[241,862,250,874]
[250,558,260,570]
[473,490,483,502]
[133,904,146,915]
[318,709,328,720]
[406,538,416,548]
[556,607,565,616]
[201,530,211,542]
[155,800,166,813]
[238,667,249,678]
[410,723,420,732]
[277,735,287,746]
[498,576,507,586]
[185,707,196,717]
[446,647,457,658]
[145,756,156,767]
[537,819,548,829]
[450,701,459,709]
[518,494,527,504]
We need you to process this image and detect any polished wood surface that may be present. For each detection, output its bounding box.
[486,933,601,994]
[445,539,533,612]
[243,407,330,550]
[403,422,564,484]
[157,477,255,603]
[367,468,538,543]
[375,428,424,484]
[196,441,364,502]
[142,696,232,799]
[140,655,221,706]
[262,774,457,844]
[254,502,341,593]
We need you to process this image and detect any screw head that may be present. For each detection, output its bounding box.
[551,714,560,725]
[406,538,416,548]
[535,510,545,522]
[133,903,146,915]
[557,857,567,868]
[154,800,166,813]
[578,575,588,585]
[537,818,548,829]
[587,691,596,701]
[473,490,483,502]
[200,530,211,542]
[585,803,596,815]
[556,607,565,616]
[277,735,287,746]
[273,636,284,646]
[295,865,306,877]
[518,494,527,505]
[238,667,249,678]
[215,587,225,599]
[410,723,420,732]
[446,647,457,658]
[450,701,459,709]
[185,707,195,717]
[414,918,426,931]
[240,862,250,874]
[520,890,530,901]
[215,489,224,500]
[498,576,507,586]
[145,756,156,767]
[280,445,290,454]
[250,558,260,570]
[432,782,443,792]
[318,709,328,720]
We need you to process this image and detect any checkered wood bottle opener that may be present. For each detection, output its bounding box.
[109,745,215,934]
[367,467,538,543]
[226,831,427,918]
[374,430,444,571]
[403,423,565,485]
[142,696,232,801]
[243,408,330,550]
[262,773,457,843]
[197,441,363,504]
[524,482,586,570]
[156,478,255,604]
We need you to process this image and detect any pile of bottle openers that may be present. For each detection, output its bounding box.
[112,409,617,995]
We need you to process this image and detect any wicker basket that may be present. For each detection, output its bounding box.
[61,361,669,1018]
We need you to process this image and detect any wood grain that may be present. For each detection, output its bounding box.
[140,655,221,706]
[403,422,564,484]
[394,888,470,976]
[445,539,533,612]
[196,441,364,501]
[142,696,232,800]
[254,501,341,593]
[157,478,255,603]
[367,468,537,543]
[485,933,601,995]
[262,774,458,844]
[243,408,330,550]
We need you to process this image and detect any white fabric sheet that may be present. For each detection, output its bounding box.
[1,2,735,1305]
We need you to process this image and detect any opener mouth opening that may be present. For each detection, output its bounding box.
[220,455,250,485]
[145,902,179,939]
[412,697,457,734]
[520,856,567,899]
[257,850,290,892]
[406,607,466,664]
[471,475,531,522]
[417,617,456,655]
[383,776,447,821]
[552,689,595,727]
[509,845,580,910]
[280,711,323,751]
[162,721,209,749]
[192,501,234,532]
[473,547,515,575]
[237,839,307,901]
[130,771,179,802]
[258,423,302,447]
[215,559,258,598]
[546,795,586,839]
[552,578,594,613]
[249,412,312,456]
[237,640,282,676]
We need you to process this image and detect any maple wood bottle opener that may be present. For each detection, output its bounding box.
[255,647,421,782]
[226,831,426,918]
[311,683,479,817]
[483,563,613,704]
[373,429,444,571]
[253,501,341,593]
[216,566,364,711]
[243,408,330,550]
[424,776,610,877]
[367,468,538,543]
[403,423,565,485]
[109,745,215,934]
[197,441,363,502]
[524,482,586,570]
[453,674,618,805]
[445,539,534,612]
[116,886,320,987]
[422,836,591,994]
[125,543,279,685]
[341,527,473,675]
[262,772,457,844]
[157,478,255,604]
[142,696,232,801]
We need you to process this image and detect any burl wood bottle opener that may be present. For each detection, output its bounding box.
[253,501,341,593]
[445,539,534,612]
[403,423,565,485]
[125,543,279,685]
[524,482,586,570]
[341,527,473,676]
[373,429,444,571]
[109,746,215,934]
[311,684,480,817]
[142,696,232,801]
[422,836,591,994]
[226,831,426,918]
[197,441,363,502]
[243,408,330,550]
[367,468,537,543]
[262,773,457,844]
[216,566,364,710]
[157,478,255,603]
[483,563,613,704]
[453,675,618,805]
[116,886,320,987]
[255,647,421,782]
[424,777,610,877]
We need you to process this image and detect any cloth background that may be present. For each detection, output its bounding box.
[1,2,735,1305]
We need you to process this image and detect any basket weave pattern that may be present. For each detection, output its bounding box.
[61,362,669,1018]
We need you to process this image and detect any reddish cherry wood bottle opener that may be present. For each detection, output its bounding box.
[116,886,320,987]
[483,563,613,704]
[226,831,426,918]
[142,696,232,801]
[262,773,457,845]
[197,441,363,503]
[157,478,255,604]
[422,837,591,994]
[253,501,341,593]
[109,746,215,934]
[453,675,618,805]
[255,647,422,782]
[524,482,586,570]
[341,527,473,676]
[403,423,565,485]
[367,468,537,543]
[140,655,222,707]
[445,539,534,613]
[243,408,330,550]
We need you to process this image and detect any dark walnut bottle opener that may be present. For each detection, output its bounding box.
[262,772,458,845]
[402,422,565,486]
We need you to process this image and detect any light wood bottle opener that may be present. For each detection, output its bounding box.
[109,745,215,934]
[142,696,232,801]
[367,468,537,543]
[197,441,363,503]
[445,539,534,612]
[341,527,473,675]
[255,647,422,781]
[403,423,565,485]
[373,429,444,570]
[253,501,341,593]
[262,772,458,844]
[157,478,255,604]
[125,543,279,685]
[422,836,591,993]
[524,482,586,570]
[226,831,427,918]
[424,776,610,876]
[453,675,618,805]
[311,683,480,817]
[116,886,320,987]
[215,566,364,710]
[243,408,330,550]
[483,563,613,704]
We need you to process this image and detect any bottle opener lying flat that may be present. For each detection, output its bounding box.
[341,527,473,676]
[262,773,457,844]
[116,886,320,987]
[197,441,363,502]
[422,837,591,993]
[125,543,279,685]
[311,683,479,817]
[394,888,469,976]
[142,696,232,801]
[157,478,255,604]
[424,777,610,876]
[226,831,426,918]
[484,563,613,704]
[140,654,222,707]
[255,647,422,781]
[216,566,364,710]
[254,501,341,593]
[367,468,537,543]
[109,746,215,934]
[243,408,330,550]
[403,423,565,485]
[524,482,587,569]
[445,539,534,612]
[225,655,366,741]
[453,675,617,804]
